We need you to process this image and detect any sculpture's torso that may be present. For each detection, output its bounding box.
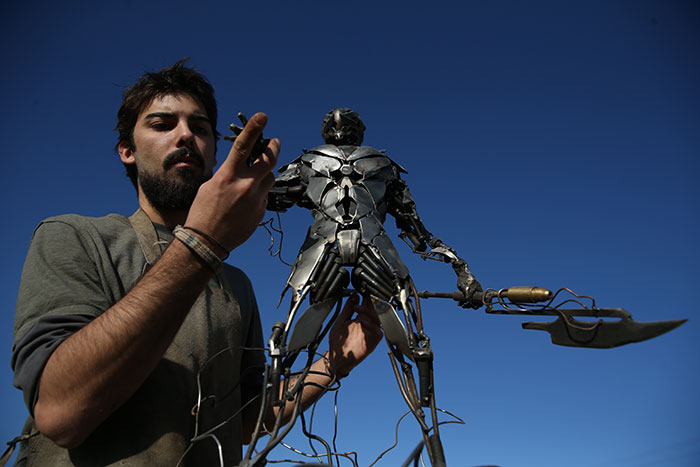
[300,144,393,227]
[282,144,410,295]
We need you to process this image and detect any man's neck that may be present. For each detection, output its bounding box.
[138,197,188,228]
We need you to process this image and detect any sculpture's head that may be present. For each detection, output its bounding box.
[321,108,366,146]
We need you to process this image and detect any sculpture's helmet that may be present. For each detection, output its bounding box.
[321,108,366,146]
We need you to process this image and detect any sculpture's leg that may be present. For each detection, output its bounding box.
[242,248,350,466]
[352,246,446,466]
[376,287,446,466]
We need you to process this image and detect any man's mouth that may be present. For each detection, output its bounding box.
[163,147,205,170]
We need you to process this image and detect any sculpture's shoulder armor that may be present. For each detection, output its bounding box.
[344,145,384,161]
[299,145,344,176]
[389,157,408,175]
[348,145,408,176]
[277,155,303,173]
[298,144,407,178]
[275,155,305,183]
[305,144,345,159]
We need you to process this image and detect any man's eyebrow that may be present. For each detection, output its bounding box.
[189,114,211,124]
[143,111,176,120]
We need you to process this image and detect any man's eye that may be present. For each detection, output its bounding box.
[151,122,171,131]
[193,125,210,135]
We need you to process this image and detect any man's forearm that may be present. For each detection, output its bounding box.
[33,240,214,448]
[283,354,335,415]
[242,354,335,443]
[243,296,382,442]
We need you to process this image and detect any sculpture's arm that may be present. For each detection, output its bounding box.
[266,159,308,212]
[387,177,482,308]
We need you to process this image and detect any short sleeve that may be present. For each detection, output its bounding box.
[12,219,112,413]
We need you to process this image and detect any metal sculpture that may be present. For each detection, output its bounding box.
[229,109,685,467]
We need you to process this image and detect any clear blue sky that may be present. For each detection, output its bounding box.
[1,1,698,466]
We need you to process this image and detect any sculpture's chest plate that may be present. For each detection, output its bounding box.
[300,145,393,224]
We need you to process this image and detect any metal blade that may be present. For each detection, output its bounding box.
[287,297,337,352]
[522,315,687,348]
[371,297,413,360]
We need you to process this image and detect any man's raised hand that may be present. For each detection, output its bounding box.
[327,295,383,378]
[185,112,280,253]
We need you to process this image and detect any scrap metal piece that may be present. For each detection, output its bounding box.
[506,286,553,303]
[522,313,687,348]
[372,297,413,359]
[287,297,337,352]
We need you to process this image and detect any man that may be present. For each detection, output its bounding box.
[10,61,382,466]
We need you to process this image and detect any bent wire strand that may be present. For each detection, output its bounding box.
[265,375,355,467]
[492,287,604,332]
[177,343,267,467]
[259,212,293,267]
[248,311,336,466]
[185,323,461,465]
[264,301,345,463]
[191,348,334,465]
[244,294,332,463]
[392,408,466,466]
[191,279,453,465]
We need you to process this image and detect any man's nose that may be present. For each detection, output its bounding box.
[175,121,195,147]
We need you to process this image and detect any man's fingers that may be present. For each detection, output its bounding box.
[337,294,360,322]
[222,112,268,171]
[357,296,381,325]
[252,137,280,175]
[357,313,382,337]
[261,170,276,193]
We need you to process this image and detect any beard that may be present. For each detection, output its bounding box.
[138,148,211,211]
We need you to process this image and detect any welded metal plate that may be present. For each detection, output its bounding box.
[372,297,413,359]
[287,298,338,352]
[522,316,687,348]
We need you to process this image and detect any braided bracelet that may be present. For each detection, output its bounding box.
[182,225,228,258]
[173,226,225,271]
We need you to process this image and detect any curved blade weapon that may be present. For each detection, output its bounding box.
[419,286,686,349]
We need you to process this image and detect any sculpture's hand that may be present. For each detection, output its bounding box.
[455,263,483,309]
[327,295,383,378]
[185,112,280,252]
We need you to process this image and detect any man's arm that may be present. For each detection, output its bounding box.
[387,176,482,307]
[241,295,382,443]
[32,114,279,448]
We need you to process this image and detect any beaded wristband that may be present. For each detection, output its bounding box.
[173,225,224,271]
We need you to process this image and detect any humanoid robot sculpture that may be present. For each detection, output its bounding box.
[241,108,481,466]
[230,108,686,467]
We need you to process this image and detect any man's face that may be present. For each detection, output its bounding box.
[119,93,217,211]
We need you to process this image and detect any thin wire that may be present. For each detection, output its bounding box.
[435,407,466,426]
[176,432,225,467]
[300,410,328,464]
[266,444,358,466]
[257,349,346,466]
[368,411,413,467]
[259,213,293,266]
[184,303,468,466]
[332,389,340,466]
[491,287,604,334]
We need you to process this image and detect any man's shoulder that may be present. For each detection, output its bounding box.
[29,213,138,262]
[40,212,130,230]
[35,213,131,240]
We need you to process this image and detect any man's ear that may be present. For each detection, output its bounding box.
[118,141,135,165]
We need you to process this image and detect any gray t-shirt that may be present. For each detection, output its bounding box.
[12,212,265,466]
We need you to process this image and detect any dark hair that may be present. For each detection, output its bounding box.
[115,59,220,188]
